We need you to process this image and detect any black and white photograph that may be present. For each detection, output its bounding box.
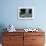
[18,7,34,19]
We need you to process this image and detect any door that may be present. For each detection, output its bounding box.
[31,35,45,46]
[2,32,24,46]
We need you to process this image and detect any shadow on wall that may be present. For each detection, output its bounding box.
[0,24,7,43]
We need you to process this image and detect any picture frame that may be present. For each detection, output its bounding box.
[18,7,34,19]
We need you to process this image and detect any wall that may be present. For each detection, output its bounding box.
[0,0,46,30]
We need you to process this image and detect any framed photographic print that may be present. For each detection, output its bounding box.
[18,7,34,19]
